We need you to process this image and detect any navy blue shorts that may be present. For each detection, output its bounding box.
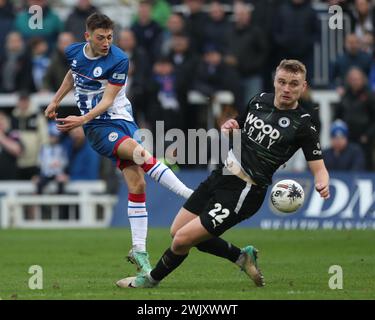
[83,119,141,170]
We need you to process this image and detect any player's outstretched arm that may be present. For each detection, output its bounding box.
[308,159,330,199]
[45,70,74,120]
[56,83,122,132]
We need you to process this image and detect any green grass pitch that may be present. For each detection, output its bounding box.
[0,228,374,300]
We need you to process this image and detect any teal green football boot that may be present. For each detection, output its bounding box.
[236,245,265,287]
[116,272,158,288]
[127,249,152,274]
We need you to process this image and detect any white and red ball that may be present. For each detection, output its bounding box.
[270,179,305,214]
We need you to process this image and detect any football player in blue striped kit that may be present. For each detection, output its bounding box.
[45,13,193,275]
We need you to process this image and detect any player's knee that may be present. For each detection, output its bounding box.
[170,225,178,238]
[116,138,136,160]
[172,229,193,251]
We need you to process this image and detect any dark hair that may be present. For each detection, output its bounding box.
[86,13,114,32]
[28,36,46,49]
[155,55,173,64]
[276,59,307,78]
[18,90,30,100]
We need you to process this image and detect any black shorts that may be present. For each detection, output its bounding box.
[183,169,268,237]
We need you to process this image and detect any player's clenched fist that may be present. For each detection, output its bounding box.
[221,119,239,134]
[45,101,59,120]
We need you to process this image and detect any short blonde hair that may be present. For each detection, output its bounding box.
[276,59,307,79]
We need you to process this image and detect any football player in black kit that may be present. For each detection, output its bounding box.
[117,59,330,289]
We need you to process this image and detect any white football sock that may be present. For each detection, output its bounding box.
[128,197,147,252]
[145,161,193,199]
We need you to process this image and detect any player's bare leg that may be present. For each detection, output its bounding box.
[116,138,193,199]
[170,208,197,237]
[122,165,151,274]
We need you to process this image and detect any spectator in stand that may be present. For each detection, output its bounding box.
[65,0,99,42]
[158,13,186,56]
[203,1,231,51]
[63,126,100,180]
[224,1,268,105]
[323,120,366,171]
[247,0,284,92]
[272,0,319,83]
[147,56,184,132]
[149,0,172,28]
[35,122,68,195]
[333,67,375,170]
[0,0,15,59]
[324,0,353,14]
[14,0,63,52]
[244,0,281,35]
[43,32,75,92]
[350,0,375,44]
[0,111,23,180]
[361,30,374,55]
[117,29,151,127]
[168,32,200,130]
[29,37,50,92]
[131,0,163,64]
[331,33,372,90]
[0,31,34,93]
[192,43,243,114]
[182,0,208,53]
[12,92,48,180]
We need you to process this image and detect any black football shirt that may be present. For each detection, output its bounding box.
[232,93,323,186]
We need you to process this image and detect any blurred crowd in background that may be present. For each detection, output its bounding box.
[1,0,375,192]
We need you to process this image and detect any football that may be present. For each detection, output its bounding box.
[270,179,305,214]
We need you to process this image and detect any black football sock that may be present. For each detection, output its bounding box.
[150,248,188,281]
[196,237,241,263]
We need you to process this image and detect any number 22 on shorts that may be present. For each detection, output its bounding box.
[208,203,230,228]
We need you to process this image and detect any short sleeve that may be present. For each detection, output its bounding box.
[64,43,76,63]
[236,94,260,128]
[108,58,129,86]
[297,120,323,161]
[64,43,84,68]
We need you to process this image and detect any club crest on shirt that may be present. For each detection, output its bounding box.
[278,117,290,128]
[93,67,103,77]
[108,132,118,142]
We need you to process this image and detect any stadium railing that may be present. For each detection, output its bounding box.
[0,89,340,149]
[188,90,234,130]
[313,9,351,87]
[0,92,76,110]
[0,181,117,229]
